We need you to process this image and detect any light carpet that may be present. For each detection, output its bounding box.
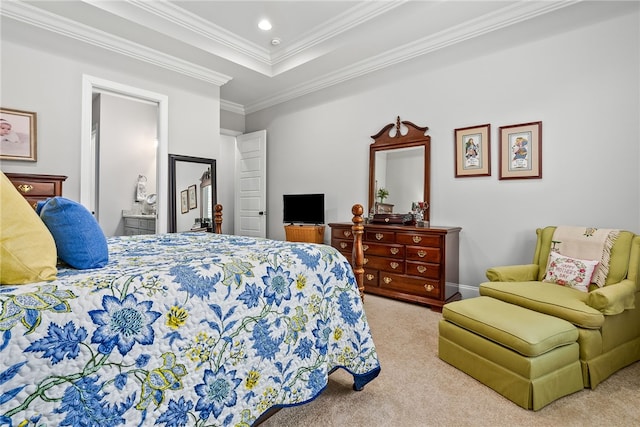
[262,294,640,426]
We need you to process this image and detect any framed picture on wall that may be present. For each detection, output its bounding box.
[454,123,491,177]
[180,190,189,214]
[0,108,37,161]
[499,121,542,180]
[188,184,197,210]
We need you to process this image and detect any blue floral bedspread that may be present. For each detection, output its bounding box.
[0,232,380,426]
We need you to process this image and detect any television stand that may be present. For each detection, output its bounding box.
[284,224,325,244]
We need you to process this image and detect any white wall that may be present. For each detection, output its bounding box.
[0,31,223,233]
[246,6,640,290]
[218,133,237,235]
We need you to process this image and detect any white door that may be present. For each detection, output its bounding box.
[234,130,267,237]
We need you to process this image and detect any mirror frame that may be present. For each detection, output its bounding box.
[369,117,431,221]
[168,154,217,233]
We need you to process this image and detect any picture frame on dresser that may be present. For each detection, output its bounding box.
[499,121,542,180]
[454,123,491,177]
[0,108,37,162]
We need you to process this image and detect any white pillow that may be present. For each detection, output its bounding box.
[543,251,599,292]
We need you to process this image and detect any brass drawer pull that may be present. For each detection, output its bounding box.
[363,244,369,251]
[424,284,434,292]
[383,277,392,284]
[364,258,369,265]
[417,250,427,258]
[366,274,375,281]
[342,230,352,238]
[390,248,399,255]
[417,266,427,273]
[413,236,422,243]
[375,233,384,241]
[340,242,347,249]
[17,184,33,193]
[390,262,399,269]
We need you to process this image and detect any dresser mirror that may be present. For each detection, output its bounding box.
[168,154,216,232]
[369,117,430,221]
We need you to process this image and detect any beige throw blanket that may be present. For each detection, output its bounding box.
[551,226,620,287]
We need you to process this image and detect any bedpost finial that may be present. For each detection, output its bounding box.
[214,204,223,234]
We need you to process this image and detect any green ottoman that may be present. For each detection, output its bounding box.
[438,296,584,410]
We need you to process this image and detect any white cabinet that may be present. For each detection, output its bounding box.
[123,215,156,235]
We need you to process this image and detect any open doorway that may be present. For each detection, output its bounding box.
[80,75,169,234]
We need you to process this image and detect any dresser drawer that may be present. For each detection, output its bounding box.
[364,269,379,287]
[378,272,441,298]
[396,232,441,247]
[332,228,354,240]
[365,230,395,243]
[332,238,353,253]
[11,180,57,197]
[405,245,441,263]
[364,255,404,273]
[406,261,440,280]
[124,217,142,228]
[363,242,404,258]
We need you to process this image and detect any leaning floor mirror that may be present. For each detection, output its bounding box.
[168,154,217,233]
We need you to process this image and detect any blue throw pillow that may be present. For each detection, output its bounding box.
[37,197,109,269]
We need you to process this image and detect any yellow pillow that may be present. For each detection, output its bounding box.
[0,171,57,284]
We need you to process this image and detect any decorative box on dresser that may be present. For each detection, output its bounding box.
[329,222,461,311]
[5,173,67,208]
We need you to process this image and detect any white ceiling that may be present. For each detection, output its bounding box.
[1,1,588,114]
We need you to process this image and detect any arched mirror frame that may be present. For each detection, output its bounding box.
[168,154,217,233]
[369,117,431,221]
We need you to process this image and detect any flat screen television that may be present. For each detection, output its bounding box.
[283,193,325,224]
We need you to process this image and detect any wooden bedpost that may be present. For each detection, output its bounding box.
[214,204,223,234]
[351,204,365,300]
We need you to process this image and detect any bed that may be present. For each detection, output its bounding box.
[0,174,380,426]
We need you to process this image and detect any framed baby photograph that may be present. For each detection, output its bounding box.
[454,123,491,177]
[0,108,37,161]
[499,121,542,180]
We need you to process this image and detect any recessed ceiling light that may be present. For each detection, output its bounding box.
[271,38,281,46]
[258,19,272,31]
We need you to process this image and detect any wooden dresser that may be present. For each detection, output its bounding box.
[329,222,461,311]
[5,173,67,208]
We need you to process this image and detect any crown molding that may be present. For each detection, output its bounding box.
[269,0,406,73]
[125,0,273,76]
[220,99,245,115]
[106,0,406,77]
[1,0,233,86]
[244,0,580,114]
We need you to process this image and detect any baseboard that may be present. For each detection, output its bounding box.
[459,284,480,300]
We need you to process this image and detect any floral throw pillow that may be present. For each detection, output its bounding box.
[543,252,599,292]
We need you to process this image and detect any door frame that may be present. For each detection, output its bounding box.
[80,75,169,233]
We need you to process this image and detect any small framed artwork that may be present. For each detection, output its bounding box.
[499,121,542,180]
[180,190,189,214]
[188,184,197,210]
[454,123,491,177]
[0,108,37,161]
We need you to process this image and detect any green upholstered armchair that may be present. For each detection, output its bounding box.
[479,226,640,388]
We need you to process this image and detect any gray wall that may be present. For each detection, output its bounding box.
[246,5,640,291]
[0,28,224,234]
